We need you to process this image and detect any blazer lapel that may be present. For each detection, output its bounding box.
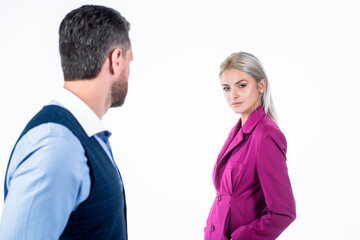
[216,118,241,162]
[213,106,267,190]
[213,126,245,190]
[220,128,245,162]
[217,106,267,164]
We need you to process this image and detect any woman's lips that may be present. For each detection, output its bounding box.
[231,102,243,106]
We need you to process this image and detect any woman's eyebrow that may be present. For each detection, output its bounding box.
[235,79,247,85]
[222,80,247,86]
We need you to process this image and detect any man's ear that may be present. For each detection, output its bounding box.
[109,48,123,74]
[259,78,266,93]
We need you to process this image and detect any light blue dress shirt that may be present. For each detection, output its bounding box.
[0,89,116,239]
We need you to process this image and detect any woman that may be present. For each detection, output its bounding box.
[204,52,296,240]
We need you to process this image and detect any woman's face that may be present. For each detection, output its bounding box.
[220,68,265,122]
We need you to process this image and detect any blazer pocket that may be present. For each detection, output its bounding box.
[224,162,244,193]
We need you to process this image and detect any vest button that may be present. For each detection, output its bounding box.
[210,225,215,232]
[217,194,221,201]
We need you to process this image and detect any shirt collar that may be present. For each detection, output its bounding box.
[52,88,108,137]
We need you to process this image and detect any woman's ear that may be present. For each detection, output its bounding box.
[259,78,266,93]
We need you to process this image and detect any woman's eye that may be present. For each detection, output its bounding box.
[223,87,230,91]
[239,84,246,88]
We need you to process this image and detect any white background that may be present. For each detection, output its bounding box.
[0,0,359,239]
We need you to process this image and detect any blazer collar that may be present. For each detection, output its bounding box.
[242,105,266,134]
[217,105,266,162]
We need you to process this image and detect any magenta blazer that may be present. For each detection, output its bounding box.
[205,106,296,240]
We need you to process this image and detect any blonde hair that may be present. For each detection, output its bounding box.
[219,52,278,123]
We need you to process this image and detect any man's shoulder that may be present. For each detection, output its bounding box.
[21,121,79,143]
[12,122,84,163]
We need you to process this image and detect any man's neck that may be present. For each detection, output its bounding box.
[63,80,109,120]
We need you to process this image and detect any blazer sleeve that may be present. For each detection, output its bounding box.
[231,128,296,240]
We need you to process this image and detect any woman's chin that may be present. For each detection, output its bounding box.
[231,108,242,114]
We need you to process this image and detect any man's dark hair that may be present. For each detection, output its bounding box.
[59,5,130,80]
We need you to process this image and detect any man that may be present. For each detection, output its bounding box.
[0,5,132,239]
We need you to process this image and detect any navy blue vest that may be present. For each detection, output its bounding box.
[4,105,127,240]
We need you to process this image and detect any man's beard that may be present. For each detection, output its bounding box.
[110,73,128,108]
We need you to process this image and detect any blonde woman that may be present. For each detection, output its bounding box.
[204,52,296,240]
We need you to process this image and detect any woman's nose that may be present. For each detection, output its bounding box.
[230,89,239,99]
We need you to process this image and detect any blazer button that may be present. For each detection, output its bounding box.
[210,225,215,232]
[217,194,222,201]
